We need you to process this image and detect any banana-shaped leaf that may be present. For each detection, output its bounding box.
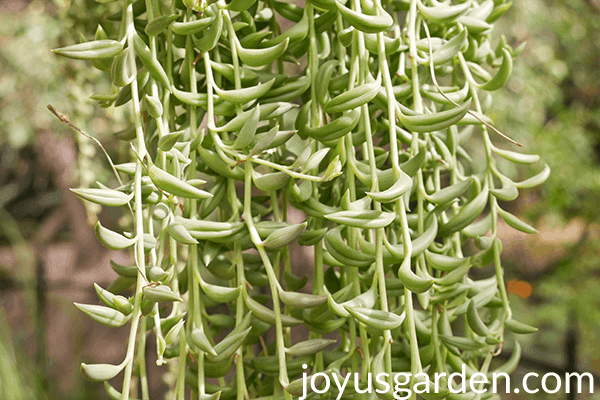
[52,39,123,60]
[93,283,132,314]
[487,2,513,23]
[262,222,307,249]
[371,343,393,398]
[198,275,241,303]
[399,100,471,133]
[438,184,488,236]
[74,303,130,327]
[285,338,336,357]
[365,169,412,203]
[71,188,133,206]
[278,288,327,309]
[428,28,467,65]
[315,60,339,105]
[196,9,223,52]
[425,250,469,272]
[164,319,185,345]
[324,210,395,229]
[298,103,361,142]
[490,172,518,202]
[422,83,470,105]
[479,48,512,91]
[323,74,381,113]
[213,103,279,132]
[253,171,290,192]
[439,334,486,351]
[434,261,471,286]
[498,207,537,234]
[110,49,135,87]
[171,15,215,35]
[208,327,252,363]
[364,33,405,55]
[94,222,136,250]
[232,107,260,150]
[145,14,180,36]
[262,76,311,103]
[514,164,551,189]
[492,146,540,164]
[148,164,212,199]
[236,37,290,67]
[143,94,163,118]
[323,227,375,268]
[457,15,492,34]
[244,294,302,326]
[81,357,129,382]
[158,130,184,152]
[336,2,393,33]
[466,299,491,336]
[425,177,473,205]
[301,148,330,172]
[143,284,183,303]
[197,147,245,180]
[251,127,293,157]
[486,342,521,379]
[327,284,376,318]
[377,214,438,261]
[462,212,492,238]
[397,264,434,293]
[262,8,309,46]
[418,0,472,23]
[213,78,276,105]
[298,227,327,246]
[177,217,243,232]
[167,222,198,245]
[132,34,170,89]
[345,306,405,330]
[505,319,537,334]
[190,328,218,356]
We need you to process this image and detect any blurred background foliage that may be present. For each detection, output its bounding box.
[1,0,600,398]
[493,1,600,397]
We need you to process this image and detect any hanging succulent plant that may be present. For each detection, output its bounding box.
[51,0,547,398]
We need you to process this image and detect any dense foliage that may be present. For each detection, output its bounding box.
[46,0,552,399]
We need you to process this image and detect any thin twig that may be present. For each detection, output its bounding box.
[47,105,149,281]
[421,22,523,147]
[47,105,126,184]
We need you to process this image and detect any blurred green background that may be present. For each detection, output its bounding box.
[1,0,599,398]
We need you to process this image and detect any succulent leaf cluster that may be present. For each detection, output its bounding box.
[52,0,548,398]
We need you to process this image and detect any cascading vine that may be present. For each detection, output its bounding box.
[51,0,549,398]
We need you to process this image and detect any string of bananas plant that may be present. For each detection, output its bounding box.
[50,0,549,398]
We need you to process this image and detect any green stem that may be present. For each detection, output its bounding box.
[175,329,187,400]
[401,5,426,393]
[121,2,149,398]
[408,0,423,115]
[234,239,249,400]
[137,317,149,400]
[457,52,511,319]
[248,157,330,182]
[307,5,325,316]
[242,162,291,399]
[145,0,168,142]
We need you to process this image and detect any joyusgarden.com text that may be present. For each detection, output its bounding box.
[297,363,594,399]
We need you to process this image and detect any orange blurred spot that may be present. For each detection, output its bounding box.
[507,280,533,298]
